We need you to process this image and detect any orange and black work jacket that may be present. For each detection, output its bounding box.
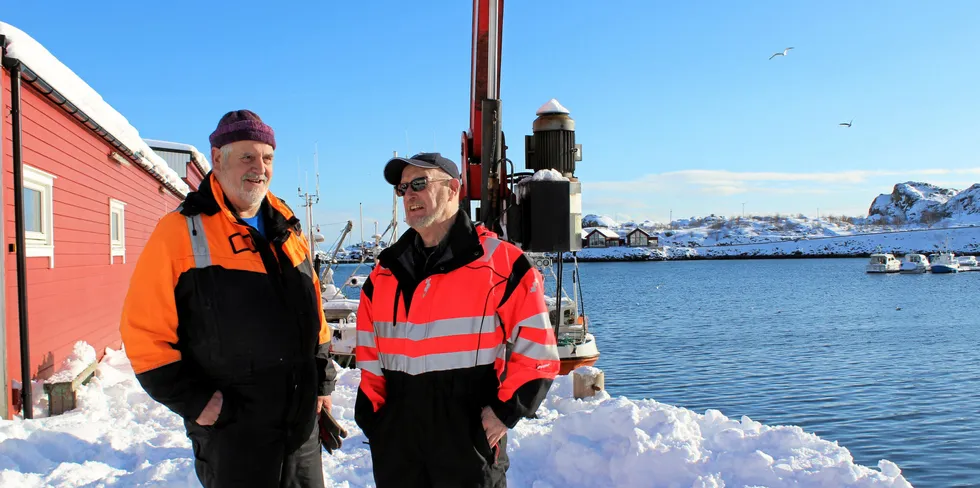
[120,173,336,447]
[354,211,560,441]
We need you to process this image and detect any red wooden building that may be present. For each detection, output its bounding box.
[144,139,211,192]
[0,24,200,418]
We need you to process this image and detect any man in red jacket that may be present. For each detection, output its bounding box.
[354,152,560,488]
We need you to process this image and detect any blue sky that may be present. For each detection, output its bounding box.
[4,0,979,236]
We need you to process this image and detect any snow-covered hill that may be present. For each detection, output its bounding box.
[868,181,980,226]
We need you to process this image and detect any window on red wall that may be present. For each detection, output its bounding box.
[110,198,126,263]
[23,165,56,268]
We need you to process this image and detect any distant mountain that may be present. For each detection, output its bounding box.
[868,181,980,225]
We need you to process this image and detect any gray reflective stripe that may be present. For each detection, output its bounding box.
[478,237,501,262]
[373,316,496,341]
[356,331,376,348]
[380,345,502,375]
[513,336,559,361]
[185,215,211,268]
[359,359,383,376]
[509,312,552,343]
[498,341,513,383]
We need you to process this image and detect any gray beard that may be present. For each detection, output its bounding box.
[408,213,437,229]
[238,184,267,207]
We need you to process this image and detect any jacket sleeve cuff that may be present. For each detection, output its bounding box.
[490,398,523,429]
[316,343,339,396]
[182,387,218,422]
[318,378,337,396]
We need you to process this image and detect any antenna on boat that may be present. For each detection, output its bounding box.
[298,142,321,260]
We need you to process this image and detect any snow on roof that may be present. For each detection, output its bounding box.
[589,228,620,239]
[0,22,189,196]
[583,214,618,228]
[144,138,212,174]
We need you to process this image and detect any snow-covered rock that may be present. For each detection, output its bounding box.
[582,214,618,228]
[867,181,962,225]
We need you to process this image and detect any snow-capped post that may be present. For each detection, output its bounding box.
[572,366,604,400]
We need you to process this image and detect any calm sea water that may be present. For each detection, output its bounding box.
[573,258,980,488]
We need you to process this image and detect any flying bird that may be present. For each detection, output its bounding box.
[769,47,794,60]
[839,119,853,128]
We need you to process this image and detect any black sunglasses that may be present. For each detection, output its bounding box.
[395,176,453,196]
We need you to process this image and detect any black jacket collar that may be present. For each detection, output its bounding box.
[178,172,300,245]
[378,210,485,284]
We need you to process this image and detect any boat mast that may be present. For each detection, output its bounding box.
[298,143,320,262]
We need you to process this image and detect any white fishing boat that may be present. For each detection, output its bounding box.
[530,253,600,374]
[956,255,979,271]
[866,253,901,273]
[899,253,930,274]
[930,252,960,274]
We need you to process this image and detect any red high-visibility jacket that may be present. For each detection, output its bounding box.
[354,212,559,441]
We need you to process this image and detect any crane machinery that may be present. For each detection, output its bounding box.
[460,0,598,374]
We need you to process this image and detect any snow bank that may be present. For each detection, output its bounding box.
[0,346,911,487]
[44,342,96,385]
[0,22,189,196]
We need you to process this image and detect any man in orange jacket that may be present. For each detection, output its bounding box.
[355,152,560,487]
[120,110,338,487]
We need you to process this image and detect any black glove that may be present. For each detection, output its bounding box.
[318,408,348,454]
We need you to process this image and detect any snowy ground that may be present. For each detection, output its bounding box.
[0,347,913,487]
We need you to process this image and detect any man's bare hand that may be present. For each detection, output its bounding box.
[196,391,223,426]
[316,395,332,414]
[481,406,507,449]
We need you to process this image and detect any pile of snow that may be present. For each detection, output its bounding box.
[143,139,213,174]
[867,181,973,225]
[0,346,911,487]
[582,214,618,228]
[515,169,571,203]
[0,22,190,196]
[528,168,568,182]
[536,98,570,115]
[44,342,96,385]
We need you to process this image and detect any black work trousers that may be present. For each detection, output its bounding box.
[185,417,324,488]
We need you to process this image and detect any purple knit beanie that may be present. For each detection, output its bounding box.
[209,109,276,149]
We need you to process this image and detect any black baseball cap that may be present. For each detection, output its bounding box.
[384,152,461,185]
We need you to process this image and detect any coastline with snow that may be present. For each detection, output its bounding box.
[567,225,980,262]
[564,181,980,262]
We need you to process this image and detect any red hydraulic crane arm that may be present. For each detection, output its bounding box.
[461,0,504,208]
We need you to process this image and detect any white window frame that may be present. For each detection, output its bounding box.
[109,198,126,263]
[23,165,56,268]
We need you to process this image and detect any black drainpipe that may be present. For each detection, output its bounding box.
[4,56,33,420]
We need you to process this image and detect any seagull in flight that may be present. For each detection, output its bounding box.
[769,47,794,60]
[839,119,853,128]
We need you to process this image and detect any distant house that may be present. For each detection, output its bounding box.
[1,24,191,418]
[626,228,658,248]
[144,139,212,191]
[586,228,620,248]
